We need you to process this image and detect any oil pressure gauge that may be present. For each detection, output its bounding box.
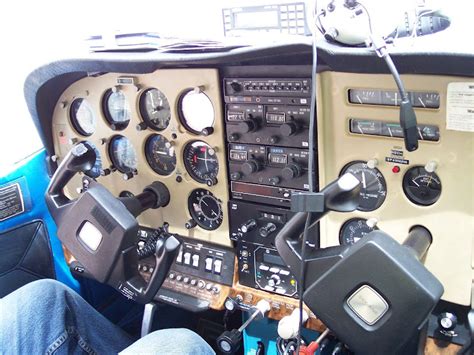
[403,166,442,206]
[340,161,387,211]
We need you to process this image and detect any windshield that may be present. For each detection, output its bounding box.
[0,0,471,172]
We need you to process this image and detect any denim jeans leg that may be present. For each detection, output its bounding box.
[0,279,132,354]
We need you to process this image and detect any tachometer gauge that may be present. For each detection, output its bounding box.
[403,166,441,206]
[108,135,137,173]
[183,141,219,185]
[145,134,176,176]
[188,189,223,230]
[339,218,377,246]
[70,98,96,136]
[340,161,387,211]
[81,141,102,178]
[103,89,131,130]
[139,88,171,131]
[178,89,215,135]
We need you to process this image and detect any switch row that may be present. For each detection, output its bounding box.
[205,257,223,275]
[176,249,200,269]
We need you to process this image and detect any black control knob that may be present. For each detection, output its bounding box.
[217,329,242,354]
[259,223,277,238]
[230,81,243,93]
[201,127,214,136]
[136,122,148,131]
[123,171,135,181]
[268,176,280,185]
[185,219,197,229]
[100,168,111,176]
[267,274,281,287]
[229,133,240,142]
[282,163,302,180]
[269,136,279,144]
[206,177,218,186]
[280,122,298,137]
[237,119,258,133]
[438,312,457,331]
[230,172,242,181]
[240,219,257,233]
[242,159,262,175]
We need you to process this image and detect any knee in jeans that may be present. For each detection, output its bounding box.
[22,279,71,298]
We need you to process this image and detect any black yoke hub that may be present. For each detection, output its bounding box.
[45,143,180,303]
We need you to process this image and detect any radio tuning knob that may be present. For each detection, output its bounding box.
[259,222,277,237]
[280,122,298,137]
[237,119,258,133]
[230,81,243,93]
[282,163,302,180]
[229,133,240,142]
[240,219,257,233]
[268,176,280,185]
[269,136,279,144]
[230,172,242,181]
[242,159,262,175]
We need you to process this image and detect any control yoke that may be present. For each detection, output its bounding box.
[45,143,180,304]
[276,174,444,354]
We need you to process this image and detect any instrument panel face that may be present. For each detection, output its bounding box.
[52,69,231,247]
[318,72,474,306]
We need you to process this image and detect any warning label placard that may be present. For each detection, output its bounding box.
[447,82,474,132]
[0,183,24,222]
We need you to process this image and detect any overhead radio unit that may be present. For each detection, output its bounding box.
[222,3,310,37]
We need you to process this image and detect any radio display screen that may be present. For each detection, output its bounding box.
[263,253,286,267]
[234,10,279,29]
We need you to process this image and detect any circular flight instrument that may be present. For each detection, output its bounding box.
[188,189,223,230]
[70,98,96,136]
[144,134,176,176]
[178,89,215,135]
[139,88,171,131]
[82,141,102,178]
[103,89,131,129]
[403,166,442,206]
[108,135,137,173]
[339,218,378,245]
[183,141,219,185]
[340,161,387,211]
